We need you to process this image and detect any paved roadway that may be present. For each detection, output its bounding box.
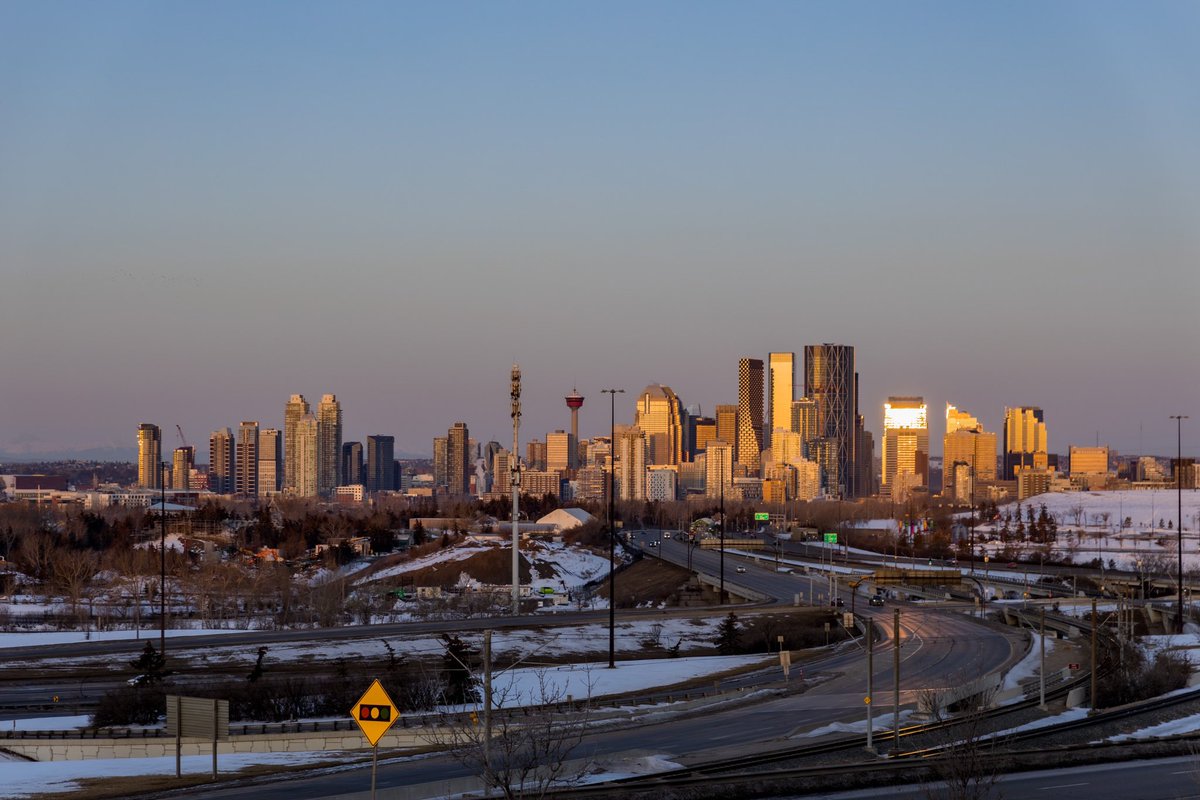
[179,532,1021,799]
[807,755,1200,799]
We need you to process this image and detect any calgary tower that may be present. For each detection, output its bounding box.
[565,387,584,444]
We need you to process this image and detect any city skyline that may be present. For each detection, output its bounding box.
[2,3,1197,458]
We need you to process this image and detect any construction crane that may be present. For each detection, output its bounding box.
[175,425,189,449]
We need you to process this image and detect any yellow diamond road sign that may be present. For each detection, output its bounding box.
[351,679,399,747]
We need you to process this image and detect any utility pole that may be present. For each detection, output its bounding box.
[510,366,522,617]
[866,622,874,753]
[1090,597,1098,709]
[1171,415,1188,634]
[482,630,493,797]
[602,388,624,669]
[1039,607,1047,710]
[893,608,901,753]
[160,461,167,661]
[719,469,726,604]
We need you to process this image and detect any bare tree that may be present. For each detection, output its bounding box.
[432,667,595,799]
[52,547,96,616]
[917,684,1003,800]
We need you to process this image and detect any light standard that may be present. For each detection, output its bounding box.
[1171,415,1189,633]
[602,388,624,669]
[159,462,167,660]
[719,463,726,604]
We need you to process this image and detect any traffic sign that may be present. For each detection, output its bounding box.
[754,512,770,521]
[864,696,871,705]
[1068,663,1080,670]
[823,532,838,544]
[351,679,399,747]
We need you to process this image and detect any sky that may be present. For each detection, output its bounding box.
[1,1,1198,459]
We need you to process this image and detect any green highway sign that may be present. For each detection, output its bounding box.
[754,512,770,521]
[823,533,838,544]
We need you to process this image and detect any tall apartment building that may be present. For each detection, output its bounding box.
[882,397,929,499]
[433,436,449,488]
[447,422,471,496]
[283,394,309,492]
[208,428,235,494]
[236,421,259,497]
[616,426,647,501]
[258,428,282,495]
[366,435,395,492]
[137,423,162,489]
[705,441,733,499]
[316,394,342,496]
[171,446,193,490]
[634,384,685,466]
[943,404,997,502]
[736,358,765,475]
[804,344,858,498]
[546,430,577,473]
[342,441,364,487]
[294,414,319,497]
[1003,406,1048,479]
[767,352,795,445]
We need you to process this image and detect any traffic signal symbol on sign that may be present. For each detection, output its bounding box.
[350,679,399,747]
[359,704,391,722]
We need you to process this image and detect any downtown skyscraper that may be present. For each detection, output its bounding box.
[208,428,234,494]
[736,358,765,475]
[882,397,929,499]
[767,352,795,445]
[804,343,858,498]
[317,394,343,495]
[137,423,161,489]
[283,394,309,493]
[366,435,394,493]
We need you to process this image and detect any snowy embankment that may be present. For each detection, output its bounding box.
[1001,634,1056,692]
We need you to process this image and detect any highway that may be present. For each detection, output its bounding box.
[173,532,1022,799]
[809,755,1200,799]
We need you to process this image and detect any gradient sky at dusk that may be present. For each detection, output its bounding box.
[2,1,1198,458]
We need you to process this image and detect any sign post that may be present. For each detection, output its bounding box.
[351,679,400,800]
[754,512,770,522]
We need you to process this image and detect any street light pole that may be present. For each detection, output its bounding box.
[719,463,726,604]
[159,461,167,659]
[602,388,624,669]
[1171,415,1189,633]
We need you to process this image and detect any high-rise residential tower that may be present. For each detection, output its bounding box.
[882,397,929,499]
[171,445,193,490]
[804,344,858,498]
[705,441,733,499]
[768,352,795,445]
[208,428,235,494]
[317,394,342,496]
[447,422,471,496]
[283,394,309,493]
[634,384,685,466]
[258,428,282,495]
[616,426,648,501]
[236,421,259,497]
[366,436,394,493]
[714,404,738,461]
[294,414,319,497]
[1003,406,1048,479]
[137,423,162,489]
[342,441,364,487]
[737,358,765,475]
[433,436,449,487]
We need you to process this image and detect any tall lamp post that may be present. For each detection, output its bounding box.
[1171,415,1189,633]
[719,467,726,604]
[602,388,624,669]
[159,462,167,659]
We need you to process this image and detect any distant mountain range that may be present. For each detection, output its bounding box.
[0,447,138,464]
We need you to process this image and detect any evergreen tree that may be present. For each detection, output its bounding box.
[128,642,170,686]
[441,634,480,704]
[715,612,741,655]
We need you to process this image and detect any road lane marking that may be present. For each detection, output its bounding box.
[1039,783,1088,789]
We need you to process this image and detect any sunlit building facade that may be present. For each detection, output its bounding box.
[317,394,342,496]
[943,404,996,502]
[171,445,193,491]
[257,428,282,495]
[236,421,259,497]
[736,358,765,475]
[1003,406,1048,479]
[283,394,309,493]
[208,428,235,494]
[616,426,648,501]
[882,397,928,499]
[768,352,795,446]
[634,384,685,466]
[705,440,733,499]
[137,423,162,490]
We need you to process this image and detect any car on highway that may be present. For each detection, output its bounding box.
[869,595,885,607]
[830,597,844,608]
[735,566,747,573]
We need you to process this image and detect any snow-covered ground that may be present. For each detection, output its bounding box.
[1001,634,1056,692]
[0,751,360,799]
[1141,633,1200,668]
[794,710,913,738]
[1107,711,1200,741]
